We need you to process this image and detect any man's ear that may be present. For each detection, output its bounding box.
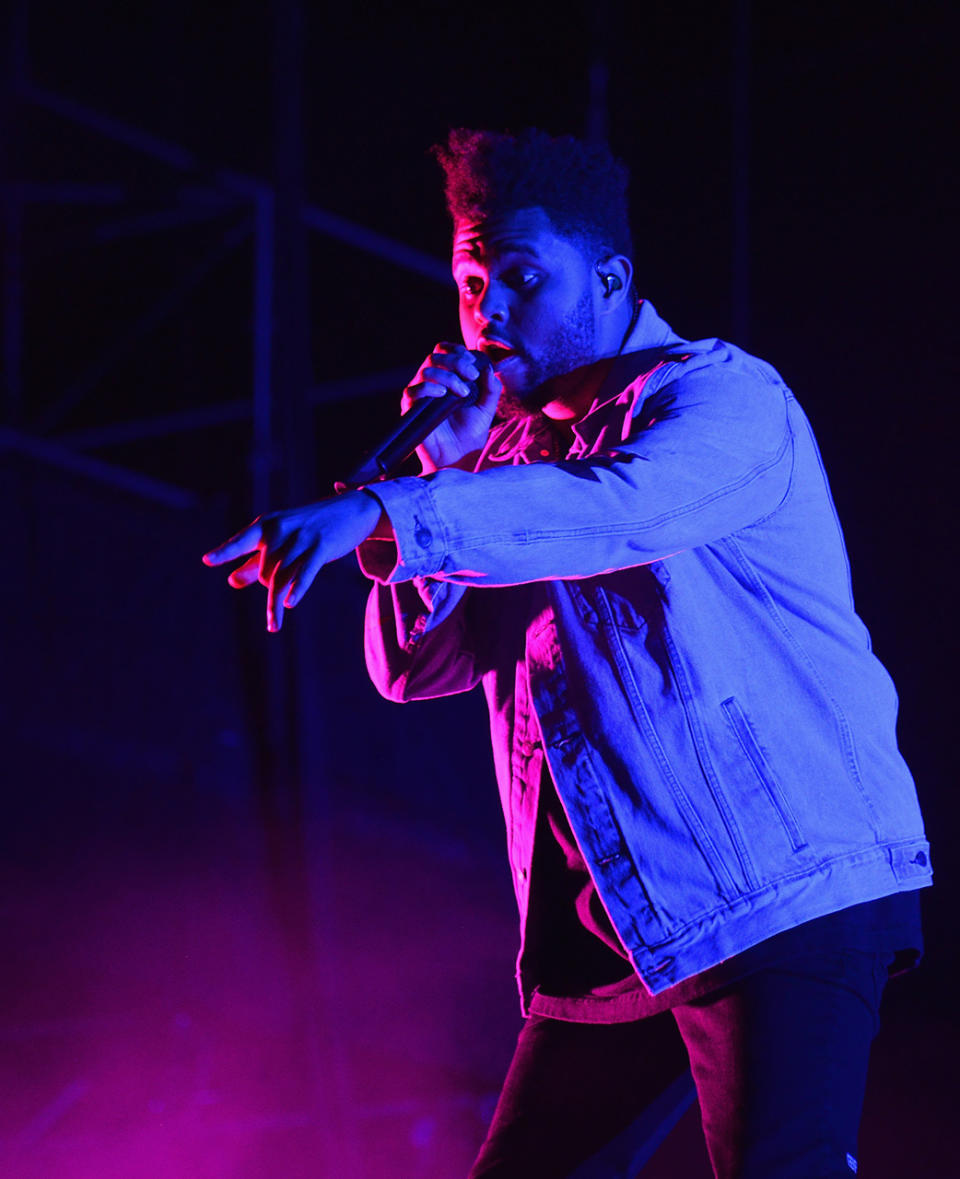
[595,255,634,312]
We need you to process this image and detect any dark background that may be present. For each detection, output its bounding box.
[3,2,957,1176]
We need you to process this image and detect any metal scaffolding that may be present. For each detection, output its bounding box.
[1,15,449,512]
[2,5,751,1171]
[2,4,449,1173]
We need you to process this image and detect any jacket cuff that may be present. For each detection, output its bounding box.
[359,476,447,582]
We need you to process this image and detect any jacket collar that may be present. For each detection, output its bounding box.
[482,300,685,465]
[565,301,686,453]
[590,299,686,405]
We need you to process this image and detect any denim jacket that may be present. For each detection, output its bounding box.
[359,300,931,1003]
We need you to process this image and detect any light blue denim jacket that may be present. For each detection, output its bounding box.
[359,300,931,1004]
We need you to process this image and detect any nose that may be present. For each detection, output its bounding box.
[475,279,509,327]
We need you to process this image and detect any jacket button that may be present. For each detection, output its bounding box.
[413,516,433,548]
[912,851,928,866]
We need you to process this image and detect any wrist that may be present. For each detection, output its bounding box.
[356,489,393,541]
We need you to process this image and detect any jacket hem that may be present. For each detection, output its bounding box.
[626,839,932,995]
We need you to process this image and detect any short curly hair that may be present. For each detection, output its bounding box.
[432,128,633,258]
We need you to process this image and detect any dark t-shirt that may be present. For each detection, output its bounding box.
[526,769,924,1024]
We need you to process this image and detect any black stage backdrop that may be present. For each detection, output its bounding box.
[3,3,957,1176]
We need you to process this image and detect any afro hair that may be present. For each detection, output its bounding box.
[432,128,633,258]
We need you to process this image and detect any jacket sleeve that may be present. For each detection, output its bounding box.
[361,355,795,588]
[361,568,488,702]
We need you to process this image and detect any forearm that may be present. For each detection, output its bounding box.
[364,391,792,587]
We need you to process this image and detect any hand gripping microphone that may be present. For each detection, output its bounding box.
[335,359,486,491]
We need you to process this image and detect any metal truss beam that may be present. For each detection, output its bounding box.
[35,214,254,435]
[0,426,199,508]
[19,79,449,282]
[55,366,417,451]
[5,71,449,510]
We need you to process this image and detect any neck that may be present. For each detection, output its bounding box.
[541,297,640,422]
[541,359,613,422]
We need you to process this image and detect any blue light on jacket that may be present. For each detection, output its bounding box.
[360,301,931,1004]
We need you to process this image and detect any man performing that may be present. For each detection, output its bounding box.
[204,129,932,1178]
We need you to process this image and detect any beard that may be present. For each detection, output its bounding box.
[495,288,598,419]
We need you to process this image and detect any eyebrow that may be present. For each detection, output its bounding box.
[452,241,544,264]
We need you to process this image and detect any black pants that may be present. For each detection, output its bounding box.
[468,949,891,1179]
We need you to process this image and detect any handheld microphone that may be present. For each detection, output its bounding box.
[335,384,480,492]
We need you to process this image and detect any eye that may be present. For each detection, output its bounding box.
[458,275,484,299]
[506,269,540,292]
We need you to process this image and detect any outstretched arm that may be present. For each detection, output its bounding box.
[203,343,498,632]
[202,490,386,632]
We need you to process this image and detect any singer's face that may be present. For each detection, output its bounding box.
[453,207,600,413]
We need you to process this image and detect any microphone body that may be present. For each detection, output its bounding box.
[335,387,480,492]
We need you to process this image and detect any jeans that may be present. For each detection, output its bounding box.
[468,949,892,1179]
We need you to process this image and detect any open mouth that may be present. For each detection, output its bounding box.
[479,340,517,364]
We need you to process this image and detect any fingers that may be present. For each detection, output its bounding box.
[267,544,321,631]
[404,344,482,407]
[227,554,261,588]
[265,545,304,626]
[435,344,481,386]
[420,366,475,398]
[266,565,286,633]
[260,534,302,628]
[202,519,264,566]
[282,546,327,610]
[223,544,292,629]
[268,494,378,624]
[260,541,294,630]
[206,492,378,632]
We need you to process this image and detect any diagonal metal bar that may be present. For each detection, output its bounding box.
[20,81,450,284]
[307,364,415,405]
[56,401,253,449]
[94,197,241,242]
[1,426,199,508]
[33,212,253,435]
[301,205,450,284]
[54,366,415,450]
[20,80,263,195]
